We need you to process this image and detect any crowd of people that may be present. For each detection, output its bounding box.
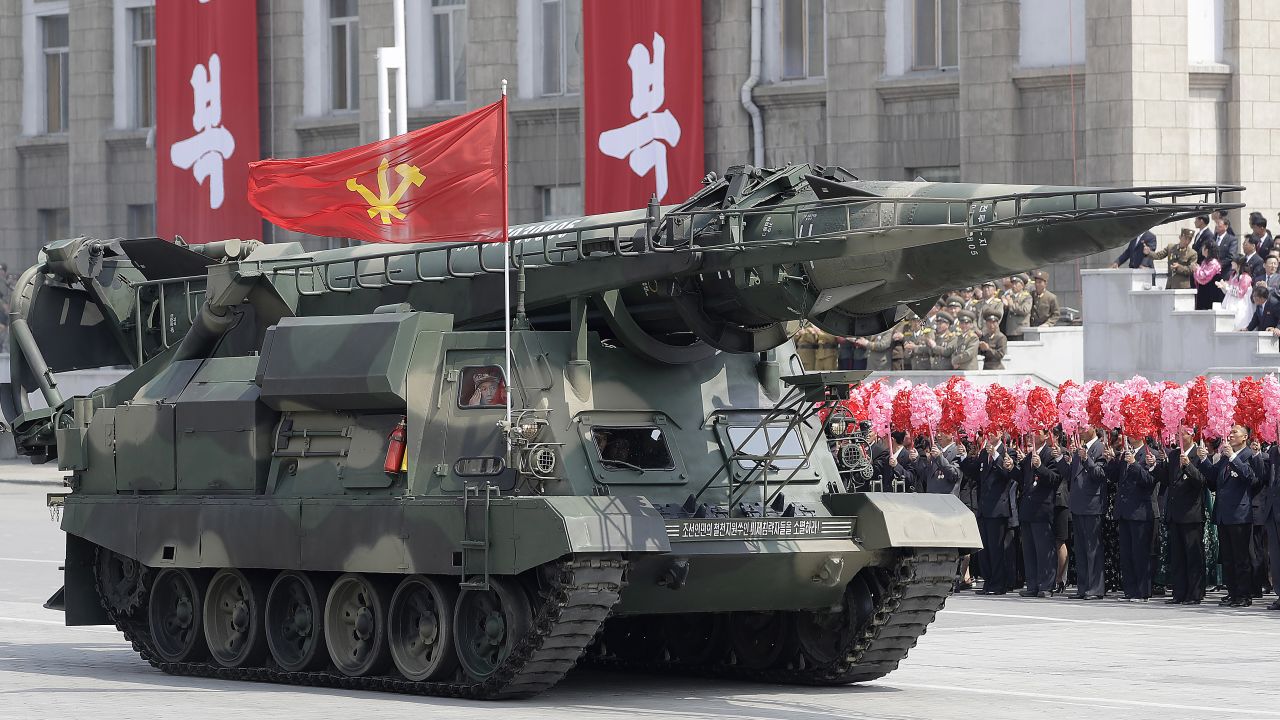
[838,421,1279,610]
[796,272,1061,373]
[1117,209,1280,334]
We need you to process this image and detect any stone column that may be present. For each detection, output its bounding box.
[959,0,1019,183]
[68,0,114,237]
[0,0,24,269]
[1222,0,1280,224]
[702,0,751,173]
[825,0,887,178]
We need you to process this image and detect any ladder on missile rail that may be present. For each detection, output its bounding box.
[459,482,494,590]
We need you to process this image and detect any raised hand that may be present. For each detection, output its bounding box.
[1124,451,1135,465]
[929,446,942,460]
[1002,455,1014,471]
[907,447,919,462]
[1031,452,1042,469]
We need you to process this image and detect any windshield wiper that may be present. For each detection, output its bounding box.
[599,458,647,473]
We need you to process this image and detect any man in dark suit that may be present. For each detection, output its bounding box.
[1061,427,1108,599]
[1014,433,1063,597]
[1242,236,1265,282]
[1263,442,1280,610]
[1109,434,1158,600]
[1249,216,1274,259]
[1161,430,1207,604]
[1214,218,1239,279]
[1248,440,1271,599]
[1203,425,1262,607]
[913,431,963,495]
[1247,285,1280,333]
[1192,215,1215,259]
[1111,230,1157,269]
[975,437,1016,595]
[873,432,916,493]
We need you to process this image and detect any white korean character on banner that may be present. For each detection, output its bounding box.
[597,33,682,200]
[169,53,236,209]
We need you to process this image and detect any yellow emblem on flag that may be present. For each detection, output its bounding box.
[346,157,426,225]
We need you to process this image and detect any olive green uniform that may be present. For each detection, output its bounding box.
[865,328,897,371]
[795,325,819,369]
[1150,242,1198,290]
[1005,290,1032,338]
[814,330,839,370]
[1030,289,1060,327]
[979,297,1004,325]
[928,329,957,371]
[978,328,1007,370]
[950,327,980,370]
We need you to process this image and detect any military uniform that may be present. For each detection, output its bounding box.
[928,313,957,371]
[865,327,897,371]
[795,325,820,370]
[813,330,839,370]
[1030,291,1059,327]
[1005,278,1032,340]
[978,315,1008,370]
[904,325,931,370]
[1151,242,1198,290]
[950,311,981,370]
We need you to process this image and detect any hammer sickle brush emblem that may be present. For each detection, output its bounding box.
[346,157,426,225]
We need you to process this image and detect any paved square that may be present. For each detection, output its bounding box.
[1,481,1274,720]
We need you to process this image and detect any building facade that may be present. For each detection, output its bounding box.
[1,0,1275,310]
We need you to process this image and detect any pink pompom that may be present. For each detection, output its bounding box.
[1100,382,1126,430]
[1204,377,1237,440]
[1261,375,1280,443]
[1057,380,1089,438]
[909,382,943,436]
[1159,384,1188,444]
[958,380,989,437]
[1011,379,1035,437]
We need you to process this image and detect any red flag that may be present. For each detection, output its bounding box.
[248,99,507,244]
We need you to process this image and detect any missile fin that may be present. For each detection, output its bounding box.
[805,174,882,201]
[809,280,886,316]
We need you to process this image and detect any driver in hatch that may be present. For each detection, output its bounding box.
[465,371,506,407]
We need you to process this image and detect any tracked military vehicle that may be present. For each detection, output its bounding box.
[10,164,1236,698]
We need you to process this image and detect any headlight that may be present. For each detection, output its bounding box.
[829,417,847,436]
[530,447,557,476]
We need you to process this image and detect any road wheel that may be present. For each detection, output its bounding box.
[324,573,391,677]
[203,568,269,668]
[147,568,208,663]
[453,577,531,681]
[388,575,459,681]
[265,571,331,672]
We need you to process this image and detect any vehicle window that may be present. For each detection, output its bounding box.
[458,365,506,409]
[590,427,675,470]
[725,425,810,470]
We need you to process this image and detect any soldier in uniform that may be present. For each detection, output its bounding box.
[1004,274,1033,340]
[795,324,820,369]
[978,280,1004,325]
[959,286,979,314]
[859,325,900,372]
[1029,270,1060,327]
[950,311,981,370]
[814,329,839,370]
[978,313,1007,370]
[1149,228,1199,290]
[902,317,929,370]
[926,312,957,371]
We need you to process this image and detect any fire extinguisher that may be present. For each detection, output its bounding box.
[383,416,407,474]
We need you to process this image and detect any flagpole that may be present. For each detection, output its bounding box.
[501,80,512,444]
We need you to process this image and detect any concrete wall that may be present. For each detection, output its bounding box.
[1082,268,1280,382]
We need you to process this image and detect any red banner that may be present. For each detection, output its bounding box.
[156,0,260,244]
[583,0,704,214]
[248,99,507,244]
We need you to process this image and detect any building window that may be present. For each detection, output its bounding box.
[781,0,824,79]
[127,204,155,237]
[42,15,69,133]
[329,0,359,111]
[432,0,467,102]
[912,0,958,70]
[540,185,582,220]
[537,0,580,96]
[38,208,71,245]
[130,6,155,127]
[907,166,961,183]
